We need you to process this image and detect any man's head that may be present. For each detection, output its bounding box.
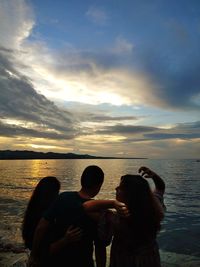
[81,165,104,197]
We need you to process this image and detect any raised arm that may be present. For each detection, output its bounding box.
[138,166,165,194]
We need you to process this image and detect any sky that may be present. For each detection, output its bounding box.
[0,0,200,158]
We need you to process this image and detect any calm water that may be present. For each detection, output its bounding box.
[0,159,200,266]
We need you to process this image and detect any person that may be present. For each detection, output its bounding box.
[22,176,82,266]
[83,166,166,267]
[30,165,107,267]
[22,176,61,251]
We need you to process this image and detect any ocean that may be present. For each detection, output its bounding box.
[0,159,200,267]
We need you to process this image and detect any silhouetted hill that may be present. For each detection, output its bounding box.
[0,150,103,159]
[0,150,147,160]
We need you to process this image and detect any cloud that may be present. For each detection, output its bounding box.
[86,6,108,25]
[91,115,138,122]
[0,0,34,49]
[29,39,199,111]
[137,45,200,111]
[0,50,77,140]
[32,47,155,106]
[143,133,200,141]
[174,121,200,131]
[96,124,157,135]
[3,1,197,113]
[0,120,74,140]
[93,121,200,142]
[1,0,199,115]
[50,18,196,112]
[80,114,139,123]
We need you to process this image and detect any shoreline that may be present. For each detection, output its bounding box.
[1,250,200,267]
[0,252,28,267]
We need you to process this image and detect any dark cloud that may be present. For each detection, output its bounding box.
[143,133,200,141]
[124,11,200,111]
[83,114,138,122]
[94,121,200,143]
[0,121,75,140]
[0,50,77,140]
[137,44,200,110]
[0,47,14,53]
[96,124,157,135]
[174,121,200,130]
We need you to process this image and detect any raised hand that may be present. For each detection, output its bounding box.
[138,166,165,193]
[138,166,156,179]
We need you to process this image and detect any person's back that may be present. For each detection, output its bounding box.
[45,191,97,266]
[42,165,104,267]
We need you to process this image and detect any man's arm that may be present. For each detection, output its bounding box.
[138,166,165,194]
[83,199,129,217]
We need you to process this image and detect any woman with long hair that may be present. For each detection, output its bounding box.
[22,176,61,250]
[23,176,82,266]
[84,166,165,267]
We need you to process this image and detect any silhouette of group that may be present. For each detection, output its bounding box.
[22,165,165,267]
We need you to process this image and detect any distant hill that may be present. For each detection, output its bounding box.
[0,150,147,160]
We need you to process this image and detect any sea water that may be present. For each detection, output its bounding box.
[0,159,200,266]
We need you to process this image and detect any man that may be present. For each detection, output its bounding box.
[30,165,106,267]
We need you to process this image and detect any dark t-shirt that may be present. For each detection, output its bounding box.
[44,191,97,267]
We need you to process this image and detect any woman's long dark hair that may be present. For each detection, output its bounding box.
[22,176,60,249]
[119,175,163,243]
